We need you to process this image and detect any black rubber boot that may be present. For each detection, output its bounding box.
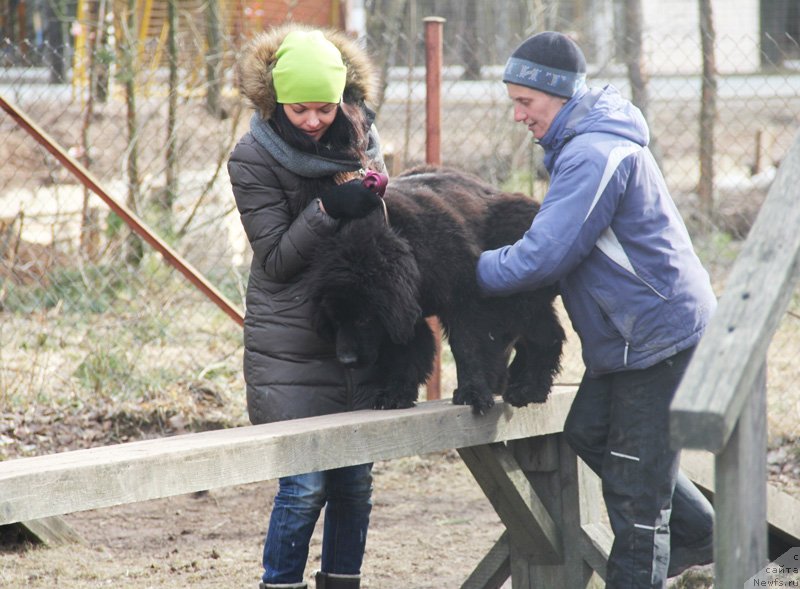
[314,571,360,589]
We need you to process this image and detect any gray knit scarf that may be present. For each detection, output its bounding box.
[249,114,382,179]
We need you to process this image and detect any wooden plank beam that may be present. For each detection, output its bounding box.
[0,389,575,526]
[670,130,800,451]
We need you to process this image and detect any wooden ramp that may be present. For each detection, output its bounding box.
[1,386,798,588]
[0,388,612,588]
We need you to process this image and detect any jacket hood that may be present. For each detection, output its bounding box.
[542,85,650,157]
[238,24,379,120]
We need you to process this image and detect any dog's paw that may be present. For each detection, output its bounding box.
[373,388,416,410]
[452,386,495,415]
[503,382,550,407]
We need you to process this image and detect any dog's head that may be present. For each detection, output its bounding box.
[309,221,422,368]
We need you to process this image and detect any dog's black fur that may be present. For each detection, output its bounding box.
[308,166,565,414]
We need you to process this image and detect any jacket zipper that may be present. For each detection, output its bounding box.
[636,275,668,301]
[623,342,629,367]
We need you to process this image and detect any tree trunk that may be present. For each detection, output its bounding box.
[44,0,66,83]
[528,0,560,32]
[164,0,179,222]
[698,0,717,222]
[622,0,662,166]
[79,0,104,260]
[205,0,223,118]
[366,0,409,113]
[93,0,111,103]
[121,0,143,266]
[461,0,481,80]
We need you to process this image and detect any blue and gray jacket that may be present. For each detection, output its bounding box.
[477,84,717,376]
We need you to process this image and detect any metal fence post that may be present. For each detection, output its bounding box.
[424,16,445,401]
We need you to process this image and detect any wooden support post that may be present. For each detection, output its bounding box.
[459,434,611,588]
[461,531,511,589]
[507,436,606,588]
[558,437,607,587]
[714,363,768,587]
[2,516,84,547]
[507,436,564,587]
[458,442,562,565]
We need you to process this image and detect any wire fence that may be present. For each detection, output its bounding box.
[1,12,799,472]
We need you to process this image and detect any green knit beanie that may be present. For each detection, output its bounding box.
[272,30,347,104]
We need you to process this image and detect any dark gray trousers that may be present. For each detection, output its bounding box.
[564,347,714,588]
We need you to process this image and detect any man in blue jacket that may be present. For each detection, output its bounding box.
[476,32,716,587]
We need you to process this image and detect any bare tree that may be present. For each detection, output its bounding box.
[44,0,67,83]
[205,0,223,118]
[527,0,560,32]
[366,0,409,111]
[460,0,481,80]
[621,0,647,117]
[698,0,717,221]
[621,0,661,166]
[119,0,143,265]
[164,0,179,220]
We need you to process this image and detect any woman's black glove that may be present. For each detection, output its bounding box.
[320,179,383,219]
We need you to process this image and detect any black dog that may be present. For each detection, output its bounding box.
[308,166,565,414]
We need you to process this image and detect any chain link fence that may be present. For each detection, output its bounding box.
[1,6,799,481]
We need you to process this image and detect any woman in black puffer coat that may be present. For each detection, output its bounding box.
[228,24,386,589]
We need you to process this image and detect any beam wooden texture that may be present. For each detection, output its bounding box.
[457,442,562,564]
[670,130,800,452]
[714,367,768,587]
[507,436,567,587]
[503,436,608,588]
[580,523,613,582]
[2,516,84,547]
[0,388,576,526]
[459,435,612,588]
[461,531,511,589]
[557,437,607,588]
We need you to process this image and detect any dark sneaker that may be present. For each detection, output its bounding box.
[668,535,714,577]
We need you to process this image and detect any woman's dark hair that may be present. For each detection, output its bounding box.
[270,98,370,166]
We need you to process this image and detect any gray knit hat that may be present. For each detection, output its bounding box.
[503,31,586,98]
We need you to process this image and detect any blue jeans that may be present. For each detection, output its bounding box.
[261,463,373,585]
[564,347,714,589]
